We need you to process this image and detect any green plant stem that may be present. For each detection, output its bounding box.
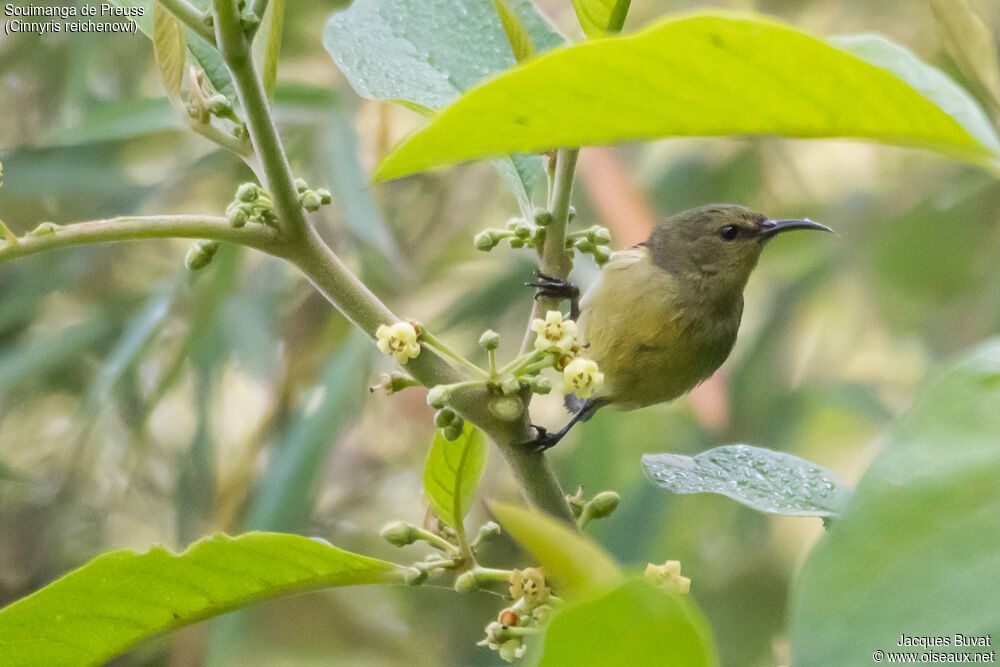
[160,0,217,43]
[0,216,282,265]
[412,527,460,555]
[213,0,307,242]
[421,331,491,379]
[247,0,270,38]
[472,567,512,581]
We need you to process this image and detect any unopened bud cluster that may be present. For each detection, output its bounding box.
[566,224,613,266]
[474,209,562,253]
[294,178,333,212]
[185,68,243,138]
[226,182,277,228]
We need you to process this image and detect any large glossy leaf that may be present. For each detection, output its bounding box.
[642,444,852,518]
[788,340,1000,666]
[540,580,718,666]
[424,423,488,530]
[375,11,1000,180]
[323,0,564,204]
[490,502,621,597]
[0,532,402,667]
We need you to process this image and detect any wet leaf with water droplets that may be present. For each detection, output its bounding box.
[641,444,851,517]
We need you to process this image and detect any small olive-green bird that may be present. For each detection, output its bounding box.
[528,204,831,450]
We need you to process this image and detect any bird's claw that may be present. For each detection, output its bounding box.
[523,424,562,453]
[525,271,580,320]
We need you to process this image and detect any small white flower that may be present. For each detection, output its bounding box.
[376,321,421,364]
[562,358,604,398]
[644,560,691,594]
[530,310,577,354]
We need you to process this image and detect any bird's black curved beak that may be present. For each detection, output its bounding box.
[759,218,833,241]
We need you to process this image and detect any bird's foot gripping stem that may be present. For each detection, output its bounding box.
[523,425,567,453]
[526,271,580,320]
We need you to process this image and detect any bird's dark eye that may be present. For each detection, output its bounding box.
[719,225,740,241]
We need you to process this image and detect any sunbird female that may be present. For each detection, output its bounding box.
[528,204,831,450]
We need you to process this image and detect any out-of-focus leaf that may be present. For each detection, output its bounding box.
[252,0,285,98]
[830,33,1000,154]
[42,98,181,147]
[494,0,535,63]
[642,444,851,518]
[247,334,374,532]
[153,2,186,99]
[90,285,174,407]
[423,423,488,530]
[789,340,1000,666]
[540,580,718,666]
[323,0,563,202]
[490,502,621,597]
[375,11,1000,180]
[571,0,631,38]
[0,532,403,667]
[0,319,113,394]
[110,0,236,100]
[929,0,1000,107]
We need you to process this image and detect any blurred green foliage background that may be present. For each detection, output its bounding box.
[2,0,1000,665]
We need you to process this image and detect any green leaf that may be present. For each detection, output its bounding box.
[424,422,488,530]
[929,0,1000,108]
[490,502,622,597]
[571,0,631,38]
[830,33,1000,155]
[788,340,1000,666]
[375,11,1000,180]
[252,0,285,98]
[0,532,402,667]
[642,444,851,518]
[323,0,564,202]
[494,0,535,63]
[540,580,718,666]
[153,2,186,99]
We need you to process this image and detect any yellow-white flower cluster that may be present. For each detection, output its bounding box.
[530,311,604,399]
[644,560,691,594]
[375,321,421,364]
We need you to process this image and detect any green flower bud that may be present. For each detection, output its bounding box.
[426,385,449,409]
[533,210,553,227]
[235,183,259,202]
[505,217,524,231]
[301,191,323,212]
[29,222,60,236]
[574,238,594,253]
[528,375,552,395]
[207,94,232,115]
[478,330,500,351]
[567,205,577,222]
[442,421,464,441]
[184,240,219,271]
[474,231,498,252]
[514,222,533,239]
[499,376,521,396]
[434,407,458,428]
[454,570,478,593]
[532,227,546,245]
[370,371,419,395]
[201,11,213,26]
[587,491,621,519]
[403,567,427,585]
[294,178,309,193]
[593,246,612,266]
[509,238,525,249]
[380,521,418,547]
[489,395,524,422]
[316,188,333,205]
[226,203,250,228]
[476,521,501,543]
[593,227,612,245]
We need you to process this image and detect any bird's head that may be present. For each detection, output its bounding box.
[645,204,831,293]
